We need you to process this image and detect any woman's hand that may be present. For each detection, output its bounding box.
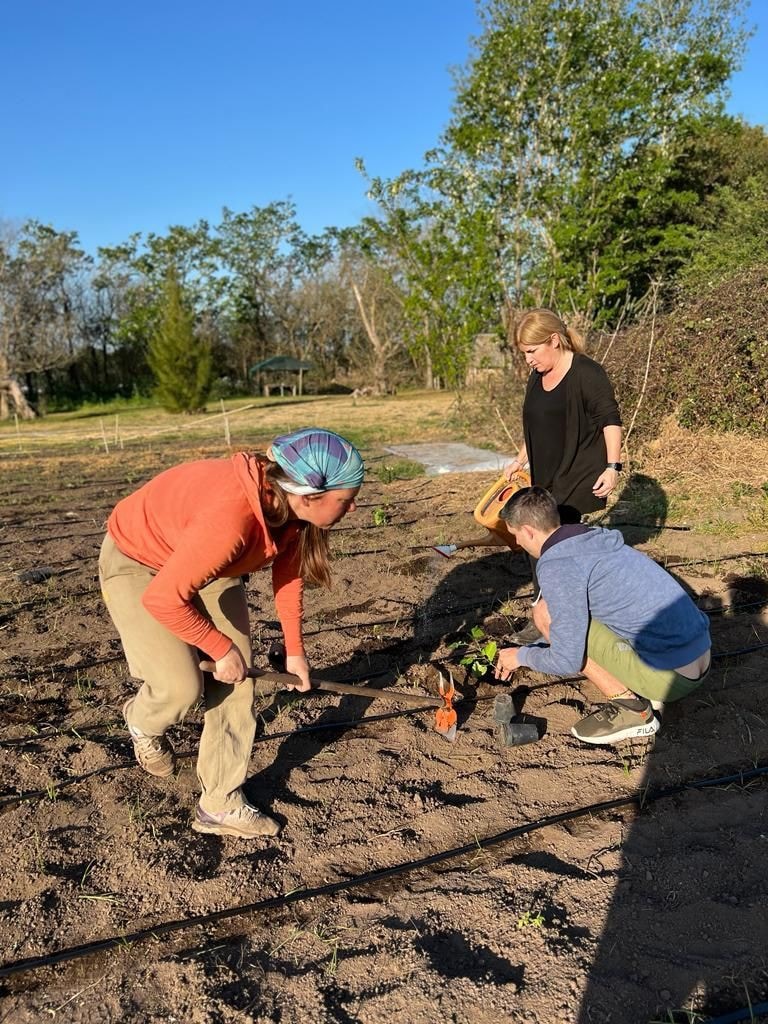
[592,467,619,498]
[504,453,526,481]
[211,644,248,683]
[285,653,312,692]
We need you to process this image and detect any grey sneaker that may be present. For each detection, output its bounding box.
[123,698,175,777]
[507,619,544,645]
[192,801,281,838]
[571,698,660,745]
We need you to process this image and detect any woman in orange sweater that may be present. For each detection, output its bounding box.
[99,428,363,840]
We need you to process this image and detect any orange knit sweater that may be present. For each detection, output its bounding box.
[107,454,304,660]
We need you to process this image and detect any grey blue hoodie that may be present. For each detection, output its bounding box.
[516,526,711,677]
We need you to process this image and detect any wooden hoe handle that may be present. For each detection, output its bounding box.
[197,661,443,706]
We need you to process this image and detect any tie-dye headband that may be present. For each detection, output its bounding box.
[268,428,364,495]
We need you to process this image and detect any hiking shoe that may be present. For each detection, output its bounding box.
[571,698,660,745]
[192,802,281,839]
[123,698,175,777]
[650,699,665,714]
[508,619,544,645]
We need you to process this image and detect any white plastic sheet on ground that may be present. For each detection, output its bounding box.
[383,442,509,475]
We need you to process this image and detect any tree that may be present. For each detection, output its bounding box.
[354,163,500,388]
[677,121,768,285]
[441,0,750,322]
[148,269,211,413]
[89,237,157,401]
[216,202,310,386]
[0,220,91,417]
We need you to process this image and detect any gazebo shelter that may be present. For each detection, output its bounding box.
[250,355,314,397]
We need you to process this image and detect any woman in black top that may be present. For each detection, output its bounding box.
[504,308,622,641]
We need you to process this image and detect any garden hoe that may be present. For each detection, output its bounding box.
[424,470,531,560]
[433,671,458,743]
[197,660,461,743]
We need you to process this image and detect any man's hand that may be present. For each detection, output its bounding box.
[285,653,312,692]
[495,646,521,681]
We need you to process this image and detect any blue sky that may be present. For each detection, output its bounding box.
[1,0,765,258]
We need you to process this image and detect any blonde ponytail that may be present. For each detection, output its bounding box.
[515,308,585,354]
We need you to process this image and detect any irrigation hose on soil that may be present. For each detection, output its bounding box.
[1,641,767,808]
[0,762,766,982]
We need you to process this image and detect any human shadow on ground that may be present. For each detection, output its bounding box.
[244,545,532,815]
[410,472,768,1019]
[246,471,768,1022]
[573,617,768,1023]
[571,475,768,1021]
[246,473,674,818]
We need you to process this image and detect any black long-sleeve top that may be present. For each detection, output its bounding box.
[523,353,622,516]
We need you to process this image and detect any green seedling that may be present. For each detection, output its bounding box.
[449,625,498,678]
[30,829,46,873]
[372,506,389,526]
[80,860,96,890]
[516,909,545,929]
[77,891,124,905]
[127,795,158,838]
[74,671,95,703]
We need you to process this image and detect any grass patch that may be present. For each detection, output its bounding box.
[0,389,456,456]
[374,459,426,483]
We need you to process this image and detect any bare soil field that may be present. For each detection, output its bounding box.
[1,423,767,1024]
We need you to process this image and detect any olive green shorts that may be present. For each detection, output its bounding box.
[587,620,709,703]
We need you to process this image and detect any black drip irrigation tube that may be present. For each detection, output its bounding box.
[0,762,766,981]
[2,639,768,806]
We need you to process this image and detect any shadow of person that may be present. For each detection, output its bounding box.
[392,499,768,1021]
[571,587,768,1022]
[243,545,532,809]
[601,472,669,546]
[244,689,379,823]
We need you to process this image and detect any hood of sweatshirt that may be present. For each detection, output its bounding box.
[540,524,626,565]
[231,453,278,560]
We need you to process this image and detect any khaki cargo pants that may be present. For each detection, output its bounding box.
[99,534,256,811]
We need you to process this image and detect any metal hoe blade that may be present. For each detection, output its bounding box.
[434,672,458,742]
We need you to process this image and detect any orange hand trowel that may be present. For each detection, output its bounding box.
[434,671,458,742]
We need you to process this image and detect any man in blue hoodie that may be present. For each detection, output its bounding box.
[494,487,711,745]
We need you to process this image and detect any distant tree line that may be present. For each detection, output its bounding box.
[1,0,766,417]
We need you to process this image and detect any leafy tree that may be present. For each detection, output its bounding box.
[0,220,91,417]
[216,202,310,385]
[355,161,500,388]
[441,0,750,322]
[677,121,768,284]
[148,268,211,413]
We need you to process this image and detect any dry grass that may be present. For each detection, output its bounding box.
[3,395,767,540]
[642,416,768,491]
[631,417,768,531]
[0,390,457,457]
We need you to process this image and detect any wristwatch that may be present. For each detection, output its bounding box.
[606,462,623,472]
